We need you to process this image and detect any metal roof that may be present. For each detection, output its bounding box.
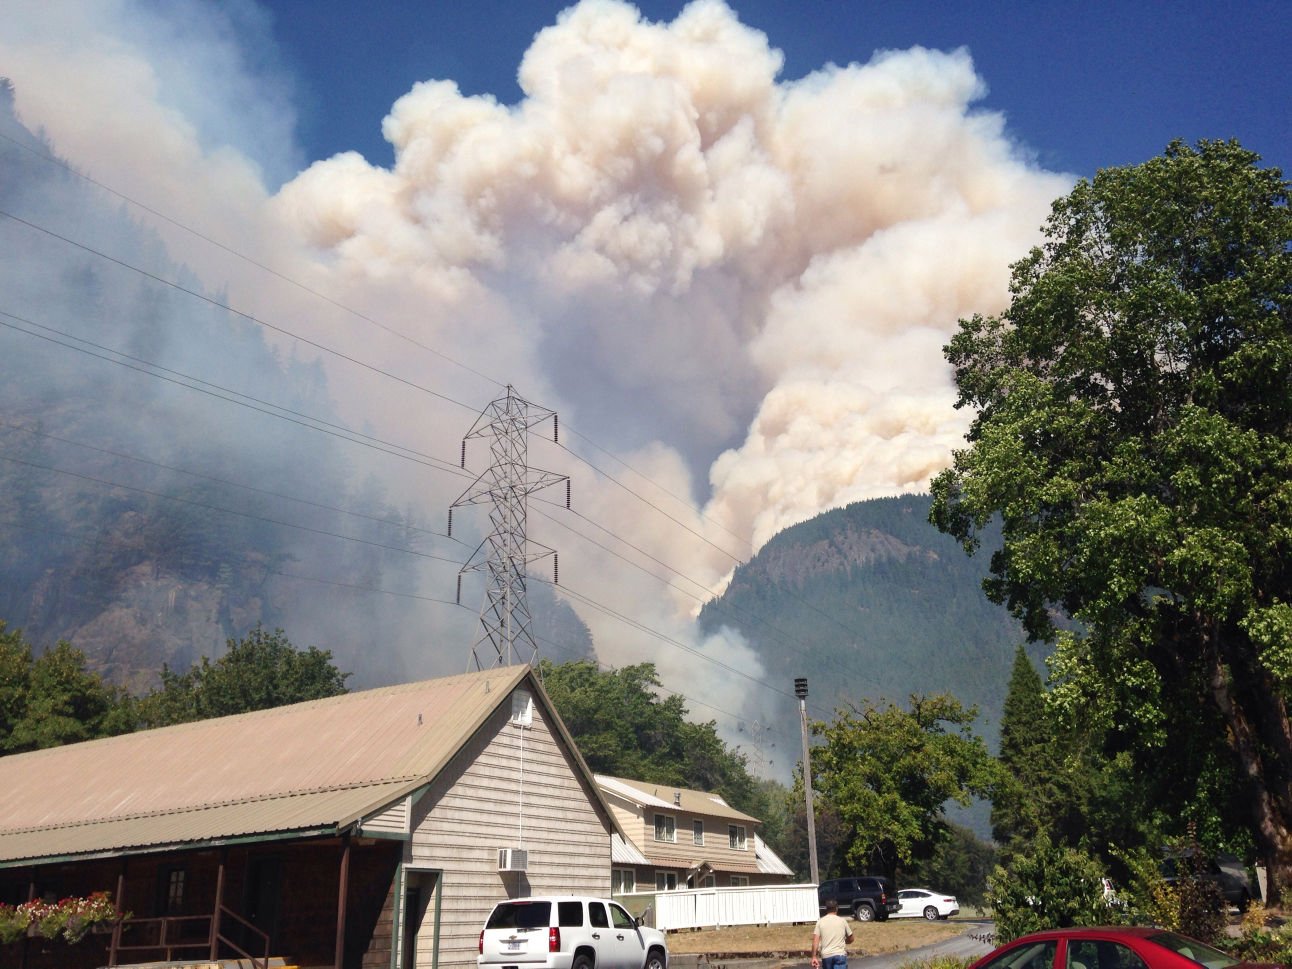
[610,833,651,866]
[595,775,760,824]
[0,665,535,866]
[754,834,794,876]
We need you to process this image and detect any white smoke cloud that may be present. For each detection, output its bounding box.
[1,0,1071,760]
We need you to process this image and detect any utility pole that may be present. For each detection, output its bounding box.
[449,385,569,670]
[796,677,820,886]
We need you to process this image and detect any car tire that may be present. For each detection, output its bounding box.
[923,906,939,921]
[645,948,666,969]
[853,903,875,922]
[573,953,595,969]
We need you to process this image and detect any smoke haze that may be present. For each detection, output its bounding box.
[0,0,1070,758]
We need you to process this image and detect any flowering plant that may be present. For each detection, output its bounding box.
[0,892,124,945]
[0,901,37,945]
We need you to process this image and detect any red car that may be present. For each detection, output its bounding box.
[966,926,1283,969]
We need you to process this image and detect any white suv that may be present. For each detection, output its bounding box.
[478,896,668,969]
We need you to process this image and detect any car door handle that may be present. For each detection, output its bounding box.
[592,933,601,939]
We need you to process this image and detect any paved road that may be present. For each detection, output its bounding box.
[670,921,997,969]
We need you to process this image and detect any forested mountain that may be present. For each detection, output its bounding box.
[701,494,1041,762]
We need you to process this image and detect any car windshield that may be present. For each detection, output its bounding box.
[486,902,552,930]
[1146,931,1239,968]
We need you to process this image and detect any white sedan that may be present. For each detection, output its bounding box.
[893,888,959,920]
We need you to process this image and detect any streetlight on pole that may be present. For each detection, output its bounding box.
[795,677,820,886]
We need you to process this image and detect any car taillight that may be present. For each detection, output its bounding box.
[549,927,560,952]
[478,930,484,954]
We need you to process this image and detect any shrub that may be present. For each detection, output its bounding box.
[899,957,974,969]
[987,834,1116,942]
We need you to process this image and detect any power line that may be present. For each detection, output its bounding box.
[0,207,481,415]
[532,575,798,703]
[0,418,466,547]
[0,129,503,389]
[556,424,756,554]
[0,309,471,480]
[530,500,839,669]
[0,452,465,568]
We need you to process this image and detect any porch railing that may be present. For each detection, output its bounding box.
[108,906,270,969]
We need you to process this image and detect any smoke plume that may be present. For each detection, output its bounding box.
[0,0,1070,756]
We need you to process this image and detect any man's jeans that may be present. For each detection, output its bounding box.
[822,955,848,969]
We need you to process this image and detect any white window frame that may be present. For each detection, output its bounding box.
[611,868,636,894]
[655,871,678,890]
[730,875,749,887]
[692,820,704,845]
[654,813,676,843]
[699,874,716,888]
[728,824,747,850]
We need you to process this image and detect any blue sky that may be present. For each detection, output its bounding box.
[262,0,1289,179]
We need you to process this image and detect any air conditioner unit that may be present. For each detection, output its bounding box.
[498,848,529,872]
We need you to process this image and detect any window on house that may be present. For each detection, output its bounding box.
[692,820,704,845]
[728,824,747,850]
[700,874,716,888]
[611,869,636,894]
[157,866,186,915]
[730,875,749,887]
[655,871,678,891]
[510,690,533,726]
[654,813,676,843]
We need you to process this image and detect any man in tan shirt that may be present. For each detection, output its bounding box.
[811,898,854,969]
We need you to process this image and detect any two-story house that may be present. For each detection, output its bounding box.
[596,775,793,894]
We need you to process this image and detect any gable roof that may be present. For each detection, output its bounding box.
[595,775,760,824]
[0,665,589,867]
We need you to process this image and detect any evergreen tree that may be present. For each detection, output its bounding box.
[993,646,1056,845]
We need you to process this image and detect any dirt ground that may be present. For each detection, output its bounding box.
[665,919,966,955]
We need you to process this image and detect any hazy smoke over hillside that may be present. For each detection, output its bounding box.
[0,0,1069,749]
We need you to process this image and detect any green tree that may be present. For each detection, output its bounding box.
[988,833,1114,942]
[137,624,349,726]
[905,822,997,908]
[930,140,1292,897]
[810,694,996,880]
[0,622,131,753]
[537,659,774,824]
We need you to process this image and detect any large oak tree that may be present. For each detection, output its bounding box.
[930,141,1292,896]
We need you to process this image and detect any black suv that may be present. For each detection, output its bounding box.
[817,876,899,922]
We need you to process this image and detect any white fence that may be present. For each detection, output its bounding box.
[629,884,818,932]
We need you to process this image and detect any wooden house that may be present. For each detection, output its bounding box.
[0,665,616,969]
[597,776,793,895]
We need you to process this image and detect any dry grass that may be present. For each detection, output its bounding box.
[665,919,964,956]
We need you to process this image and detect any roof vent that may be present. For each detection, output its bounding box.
[498,848,528,872]
[674,791,681,806]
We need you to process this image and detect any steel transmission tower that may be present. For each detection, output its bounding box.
[449,385,569,670]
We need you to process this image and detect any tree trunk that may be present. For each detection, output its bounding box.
[1207,638,1292,904]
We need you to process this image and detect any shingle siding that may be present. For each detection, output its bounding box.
[408,690,612,969]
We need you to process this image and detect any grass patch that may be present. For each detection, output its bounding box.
[665,919,963,955]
